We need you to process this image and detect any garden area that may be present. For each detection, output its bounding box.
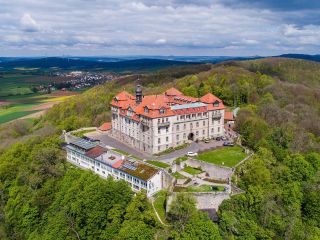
[196,146,247,167]
[182,165,203,175]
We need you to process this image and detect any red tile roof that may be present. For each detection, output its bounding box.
[224,111,234,121]
[200,93,221,103]
[112,160,123,169]
[98,122,112,131]
[164,87,183,96]
[111,88,226,118]
[85,146,106,159]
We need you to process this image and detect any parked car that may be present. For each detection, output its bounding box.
[216,136,222,141]
[223,141,234,146]
[221,136,227,141]
[186,152,198,157]
[204,139,210,143]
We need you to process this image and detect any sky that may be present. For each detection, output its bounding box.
[0,0,320,56]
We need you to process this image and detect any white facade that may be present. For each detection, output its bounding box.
[111,89,226,154]
[66,143,163,197]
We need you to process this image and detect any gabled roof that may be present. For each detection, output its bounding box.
[224,111,234,121]
[200,93,221,104]
[114,91,135,101]
[164,87,183,96]
[85,145,106,159]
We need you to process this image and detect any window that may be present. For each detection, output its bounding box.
[211,128,214,133]
[196,131,199,136]
[196,122,199,127]
[159,108,165,114]
[158,146,160,151]
[183,133,186,139]
[166,136,169,142]
[192,114,196,118]
[198,113,201,117]
[214,101,219,107]
[144,107,149,113]
[176,124,179,131]
[158,128,161,134]
[203,130,205,135]
[166,127,169,133]
[203,121,206,126]
[184,124,186,129]
[158,119,160,123]
[158,138,161,144]
[176,134,180,140]
[190,123,193,128]
[218,127,220,132]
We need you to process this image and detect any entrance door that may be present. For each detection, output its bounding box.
[188,133,194,141]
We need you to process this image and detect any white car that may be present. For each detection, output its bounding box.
[186,152,198,157]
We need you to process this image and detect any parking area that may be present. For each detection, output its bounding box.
[85,131,227,163]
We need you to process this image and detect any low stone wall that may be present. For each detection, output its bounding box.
[166,192,230,221]
[183,158,232,181]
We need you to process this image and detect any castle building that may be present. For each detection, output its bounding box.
[111,86,225,154]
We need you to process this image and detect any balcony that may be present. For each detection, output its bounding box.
[158,121,170,127]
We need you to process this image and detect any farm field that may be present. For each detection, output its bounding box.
[196,146,247,167]
[0,90,77,124]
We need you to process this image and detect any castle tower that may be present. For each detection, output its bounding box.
[135,85,142,104]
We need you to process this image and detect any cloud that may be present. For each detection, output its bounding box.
[0,0,318,56]
[20,13,39,32]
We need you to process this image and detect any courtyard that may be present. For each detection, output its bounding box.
[196,146,247,168]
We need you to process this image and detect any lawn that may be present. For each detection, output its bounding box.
[171,171,187,179]
[153,191,167,223]
[183,166,202,175]
[146,160,170,169]
[173,184,225,192]
[196,146,247,167]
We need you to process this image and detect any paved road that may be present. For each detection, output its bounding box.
[87,131,224,162]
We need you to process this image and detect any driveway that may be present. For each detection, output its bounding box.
[86,131,224,163]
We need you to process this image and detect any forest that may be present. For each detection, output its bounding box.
[0,57,319,239]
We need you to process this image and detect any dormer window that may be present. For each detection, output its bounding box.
[213,100,219,107]
[114,97,119,102]
[144,107,149,113]
[159,108,166,114]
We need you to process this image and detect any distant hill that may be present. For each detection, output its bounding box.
[0,57,197,72]
[275,54,320,62]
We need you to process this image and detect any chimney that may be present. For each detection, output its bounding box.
[135,85,142,104]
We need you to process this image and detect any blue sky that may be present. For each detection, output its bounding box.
[0,0,319,56]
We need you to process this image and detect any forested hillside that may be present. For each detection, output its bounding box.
[0,58,319,239]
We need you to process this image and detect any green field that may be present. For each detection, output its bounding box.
[0,74,38,97]
[196,146,247,167]
[183,166,202,175]
[146,160,170,169]
[171,171,187,179]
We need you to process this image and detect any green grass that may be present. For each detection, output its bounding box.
[196,146,247,167]
[173,184,225,192]
[183,166,202,175]
[72,129,96,137]
[153,191,167,223]
[0,110,39,124]
[171,171,187,179]
[146,160,170,169]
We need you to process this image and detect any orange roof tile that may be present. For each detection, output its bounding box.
[224,111,234,121]
[112,160,123,169]
[98,122,112,131]
[200,93,221,103]
[164,87,183,96]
